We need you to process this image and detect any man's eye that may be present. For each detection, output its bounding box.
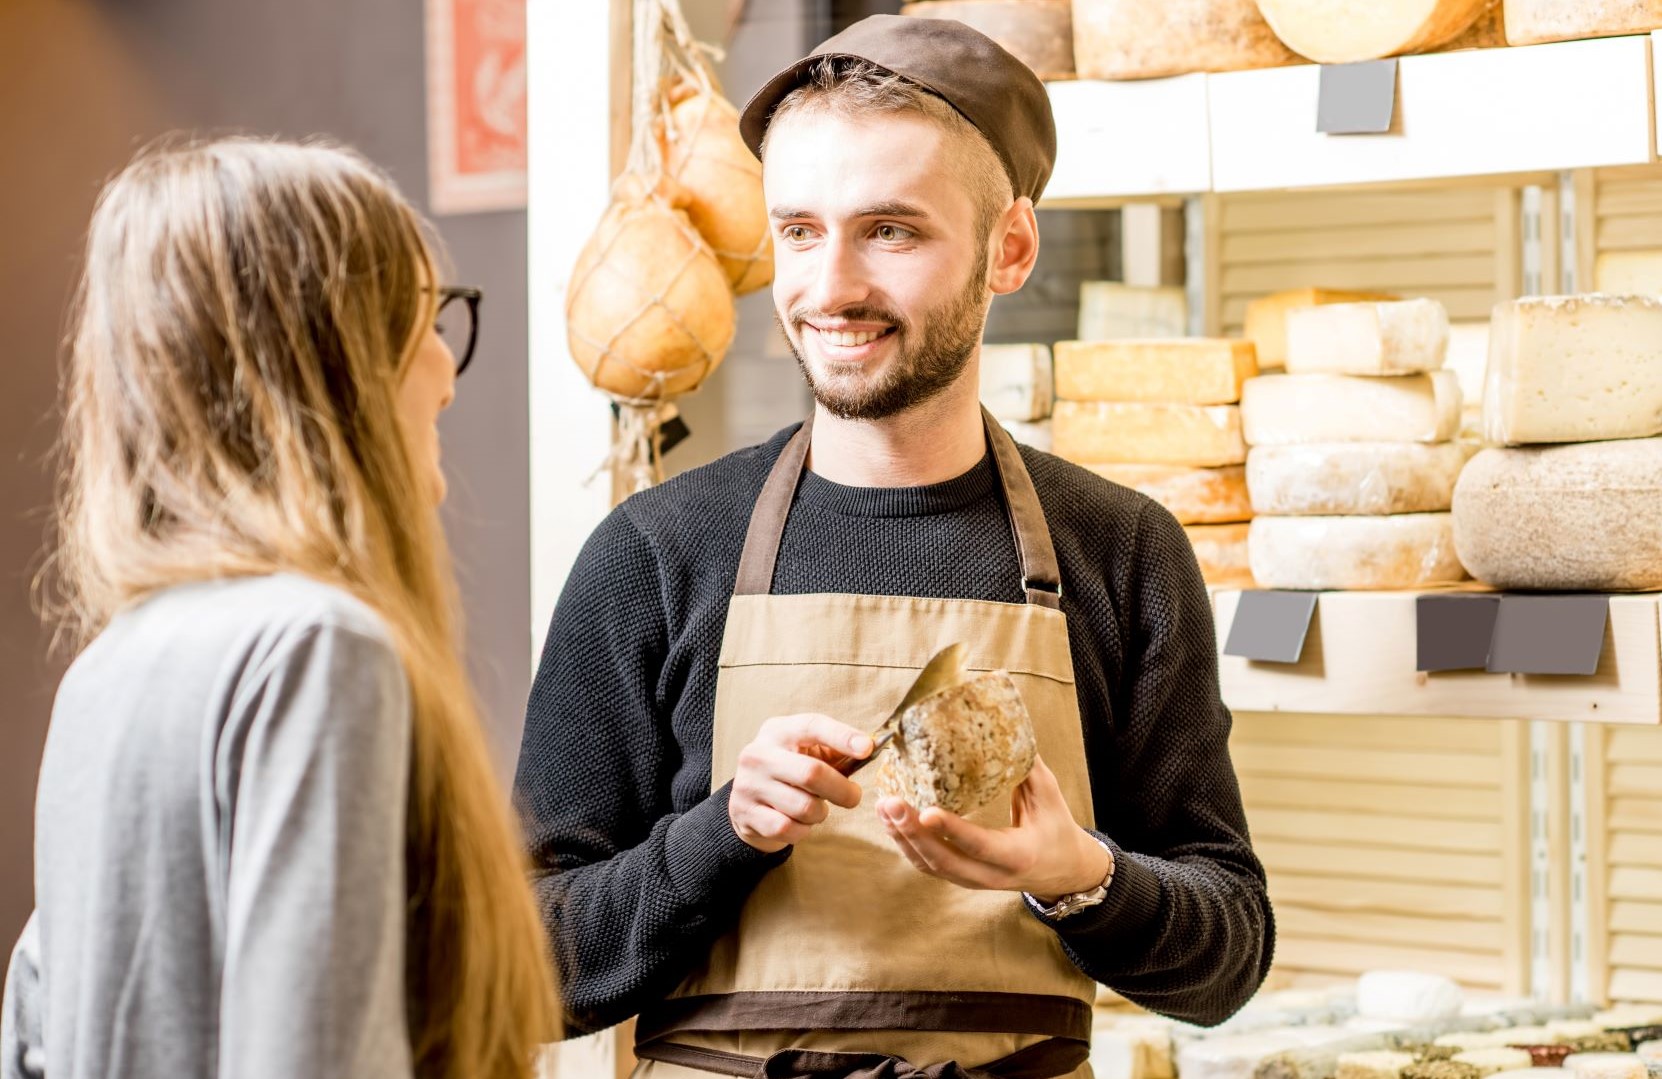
[876,225,913,242]
[784,226,811,242]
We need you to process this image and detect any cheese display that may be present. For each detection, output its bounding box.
[873,669,1036,818]
[1185,523,1254,586]
[1451,440,1662,591]
[1483,295,1662,445]
[1451,1049,1534,1076]
[1254,0,1493,63]
[1245,289,1400,371]
[1055,339,1259,405]
[1357,972,1464,1025]
[1502,1,1662,46]
[1241,371,1463,446]
[662,82,773,295]
[900,1,1076,79]
[1088,463,1253,524]
[1054,401,1248,466]
[1246,441,1477,516]
[1079,283,1190,341]
[979,343,1054,422]
[1071,0,1302,80]
[1248,513,1468,590]
[1284,299,1450,377]
[1595,252,1662,297]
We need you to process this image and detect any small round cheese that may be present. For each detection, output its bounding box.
[1356,970,1464,1023]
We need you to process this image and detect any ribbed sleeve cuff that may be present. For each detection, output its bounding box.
[1028,833,1164,943]
[662,780,789,906]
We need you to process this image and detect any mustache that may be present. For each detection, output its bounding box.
[788,306,907,331]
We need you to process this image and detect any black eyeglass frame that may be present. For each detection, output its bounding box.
[432,285,482,376]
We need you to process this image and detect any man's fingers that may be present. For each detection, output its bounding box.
[881,799,1002,889]
[752,779,830,826]
[764,745,863,810]
[916,806,1007,868]
[763,713,873,759]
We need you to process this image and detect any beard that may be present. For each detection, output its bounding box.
[780,251,989,422]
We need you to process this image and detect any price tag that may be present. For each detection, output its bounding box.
[1317,59,1398,135]
[1223,590,1319,664]
[1415,594,1501,673]
[1487,595,1610,676]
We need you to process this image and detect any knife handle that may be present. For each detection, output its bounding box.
[833,728,894,778]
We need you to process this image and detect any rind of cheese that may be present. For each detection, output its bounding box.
[1184,522,1254,586]
[1338,1051,1419,1079]
[1451,1049,1534,1076]
[1357,970,1463,1024]
[901,0,1076,78]
[874,669,1036,818]
[1503,0,1662,46]
[1072,0,1302,80]
[1079,282,1188,341]
[1285,298,1450,376]
[1246,288,1399,370]
[1249,513,1468,590]
[979,343,1054,422]
[1452,440,1662,592]
[1241,371,1463,446]
[1054,401,1247,466]
[1055,338,1259,404]
[1484,295,1662,445]
[1256,0,1492,63]
[1089,463,1253,524]
[1246,441,1477,516]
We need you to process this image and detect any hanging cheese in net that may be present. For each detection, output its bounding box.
[1254,0,1492,64]
[660,78,773,295]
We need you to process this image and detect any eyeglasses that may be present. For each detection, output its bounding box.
[434,285,482,376]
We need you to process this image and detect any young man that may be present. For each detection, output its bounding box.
[517,15,1273,1077]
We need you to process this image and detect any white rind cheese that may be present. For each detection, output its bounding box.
[1563,1055,1647,1079]
[1502,0,1662,46]
[1072,0,1302,80]
[1079,282,1189,341]
[1484,294,1662,445]
[979,343,1054,422]
[1055,339,1258,405]
[1241,371,1463,446]
[1054,401,1247,466]
[1247,441,1477,516]
[1356,970,1464,1023]
[1246,288,1399,370]
[1255,0,1492,63]
[1452,1049,1536,1076]
[1088,463,1253,524]
[1594,251,1662,296]
[1285,298,1450,376]
[1451,440,1662,591]
[1249,513,1468,590]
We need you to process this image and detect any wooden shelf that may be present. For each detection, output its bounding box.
[1212,589,1662,725]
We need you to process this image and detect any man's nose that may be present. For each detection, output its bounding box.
[806,235,870,313]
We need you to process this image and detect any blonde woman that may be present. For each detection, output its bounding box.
[0,138,557,1079]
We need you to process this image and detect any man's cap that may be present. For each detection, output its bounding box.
[737,14,1057,204]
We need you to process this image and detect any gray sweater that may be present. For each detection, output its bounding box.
[2,574,415,1079]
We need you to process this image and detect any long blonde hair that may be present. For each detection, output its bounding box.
[49,137,559,1078]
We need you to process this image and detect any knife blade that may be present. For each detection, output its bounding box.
[836,642,967,778]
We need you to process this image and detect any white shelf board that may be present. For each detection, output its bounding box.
[1655,31,1662,149]
[1040,76,1212,205]
[1212,589,1662,725]
[1209,35,1656,193]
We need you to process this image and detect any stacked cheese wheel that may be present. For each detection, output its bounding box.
[1239,298,1476,590]
[979,343,1056,452]
[900,1,1076,79]
[1452,295,1662,592]
[1050,337,1259,585]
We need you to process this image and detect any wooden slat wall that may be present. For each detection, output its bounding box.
[1232,713,1531,994]
[1208,185,1520,336]
[1587,164,1662,291]
[1587,725,1662,1006]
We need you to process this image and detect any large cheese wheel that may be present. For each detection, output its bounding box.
[1452,440,1662,592]
[1247,441,1477,516]
[1072,0,1302,81]
[663,83,773,295]
[1249,513,1468,590]
[1054,401,1247,466]
[1088,463,1253,523]
[1503,0,1662,46]
[1284,298,1449,377]
[1241,371,1463,446]
[1255,0,1492,63]
[566,175,735,400]
[901,1,1075,80]
[1357,971,1463,1023]
[1245,288,1399,370]
[1055,339,1258,405]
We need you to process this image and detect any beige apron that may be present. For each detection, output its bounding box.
[632,410,1098,1079]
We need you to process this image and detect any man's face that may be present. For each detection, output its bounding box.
[764,108,990,421]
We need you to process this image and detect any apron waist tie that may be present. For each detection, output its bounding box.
[637,1036,1090,1078]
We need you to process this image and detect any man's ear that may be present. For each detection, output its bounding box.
[987,197,1041,297]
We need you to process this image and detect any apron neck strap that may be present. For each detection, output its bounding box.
[732,407,1062,609]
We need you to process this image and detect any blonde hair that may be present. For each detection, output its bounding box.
[49,137,559,1078]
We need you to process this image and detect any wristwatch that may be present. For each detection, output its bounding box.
[1025,836,1115,921]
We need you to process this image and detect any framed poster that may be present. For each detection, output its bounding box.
[426,0,528,214]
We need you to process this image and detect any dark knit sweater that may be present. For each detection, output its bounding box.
[515,424,1274,1037]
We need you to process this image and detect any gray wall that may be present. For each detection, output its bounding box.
[0,0,532,953]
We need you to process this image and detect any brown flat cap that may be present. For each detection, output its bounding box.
[738,14,1057,204]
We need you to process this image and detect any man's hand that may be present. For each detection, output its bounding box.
[878,756,1112,903]
[729,714,872,854]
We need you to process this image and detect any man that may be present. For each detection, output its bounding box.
[517,15,1273,1077]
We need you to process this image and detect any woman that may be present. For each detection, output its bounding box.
[0,138,558,1079]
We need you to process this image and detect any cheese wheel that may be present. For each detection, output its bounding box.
[1246,289,1401,371]
[1185,522,1255,586]
[1241,371,1463,446]
[1284,298,1450,376]
[1088,463,1253,524]
[1255,0,1492,63]
[1247,441,1477,516]
[1443,0,1506,48]
[1055,339,1259,405]
[1595,251,1662,296]
[901,1,1075,79]
[662,83,773,295]
[1563,1055,1646,1079]
[1503,0,1662,46]
[980,343,1054,422]
[1452,1049,1535,1076]
[1357,970,1463,1023]
[1453,440,1662,592]
[1079,282,1189,341]
[874,669,1037,818]
[1072,0,1302,81]
[1054,401,1247,466]
[1484,295,1662,445]
[1249,513,1468,590]
[1338,1051,1419,1079]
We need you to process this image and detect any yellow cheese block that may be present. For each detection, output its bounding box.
[1595,250,1662,296]
[1054,339,1258,404]
[1087,463,1253,524]
[1054,401,1248,466]
[1185,522,1254,586]
[1245,288,1399,370]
